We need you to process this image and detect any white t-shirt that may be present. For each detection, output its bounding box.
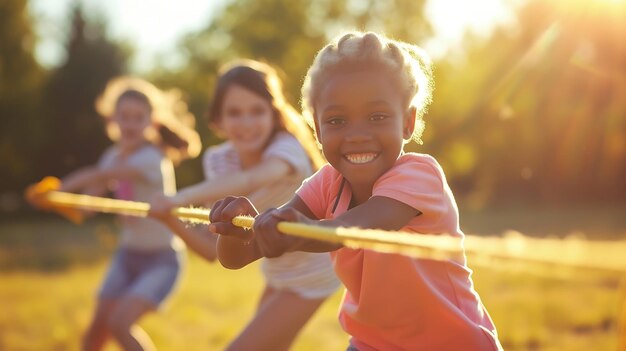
[99,143,182,251]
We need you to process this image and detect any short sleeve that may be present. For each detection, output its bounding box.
[202,142,240,180]
[372,154,447,220]
[202,147,216,180]
[129,146,165,185]
[97,146,117,170]
[295,165,334,220]
[263,132,311,178]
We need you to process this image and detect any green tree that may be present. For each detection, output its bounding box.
[0,0,44,193]
[40,4,129,179]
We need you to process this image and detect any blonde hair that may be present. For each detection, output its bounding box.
[301,31,434,144]
[96,76,201,163]
[208,59,326,170]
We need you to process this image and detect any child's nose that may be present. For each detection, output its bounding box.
[345,125,373,143]
[241,114,256,126]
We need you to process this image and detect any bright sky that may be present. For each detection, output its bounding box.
[29,0,515,72]
[426,0,516,57]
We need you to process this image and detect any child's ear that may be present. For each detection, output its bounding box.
[403,107,417,139]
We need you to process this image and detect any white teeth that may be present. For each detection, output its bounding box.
[345,153,377,164]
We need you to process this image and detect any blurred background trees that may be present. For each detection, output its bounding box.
[39,5,129,181]
[0,0,44,199]
[2,0,625,212]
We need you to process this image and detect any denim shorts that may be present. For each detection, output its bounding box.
[98,247,183,307]
[346,342,359,351]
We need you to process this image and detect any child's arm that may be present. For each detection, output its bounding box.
[148,156,295,235]
[211,195,420,259]
[166,157,292,207]
[207,196,264,269]
[157,214,217,262]
[165,220,218,262]
[149,194,217,262]
[325,196,422,232]
[60,164,147,193]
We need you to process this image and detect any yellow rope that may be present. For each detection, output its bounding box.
[43,191,463,261]
[47,191,210,222]
[232,215,462,260]
[33,189,626,273]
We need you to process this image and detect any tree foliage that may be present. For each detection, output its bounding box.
[39,5,129,179]
[0,0,44,192]
[424,0,626,205]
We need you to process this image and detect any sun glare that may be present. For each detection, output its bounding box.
[425,0,515,57]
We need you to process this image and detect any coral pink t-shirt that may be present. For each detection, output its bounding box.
[296,153,502,351]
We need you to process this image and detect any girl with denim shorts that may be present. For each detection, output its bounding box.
[59,76,200,351]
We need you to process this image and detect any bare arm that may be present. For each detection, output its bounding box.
[215,233,262,269]
[290,196,421,252]
[209,196,264,269]
[161,217,217,262]
[60,164,146,193]
[172,157,292,206]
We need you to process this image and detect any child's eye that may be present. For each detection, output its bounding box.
[224,109,241,119]
[251,104,270,117]
[369,113,388,121]
[326,117,345,126]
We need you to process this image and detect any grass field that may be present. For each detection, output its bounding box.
[0,210,624,350]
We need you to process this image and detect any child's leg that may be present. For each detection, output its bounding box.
[226,287,326,351]
[106,248,181,350]
[108,296,156,351]
[82,299,117,351]
[83,249,130,351]
[255,285,276,311]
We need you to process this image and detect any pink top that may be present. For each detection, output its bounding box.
[296,153,502,351]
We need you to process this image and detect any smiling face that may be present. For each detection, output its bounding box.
[218,84,276,160]
[113,97,152,151]
[314,70,415,198]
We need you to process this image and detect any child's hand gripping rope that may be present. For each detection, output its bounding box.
[209,196,314,258]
